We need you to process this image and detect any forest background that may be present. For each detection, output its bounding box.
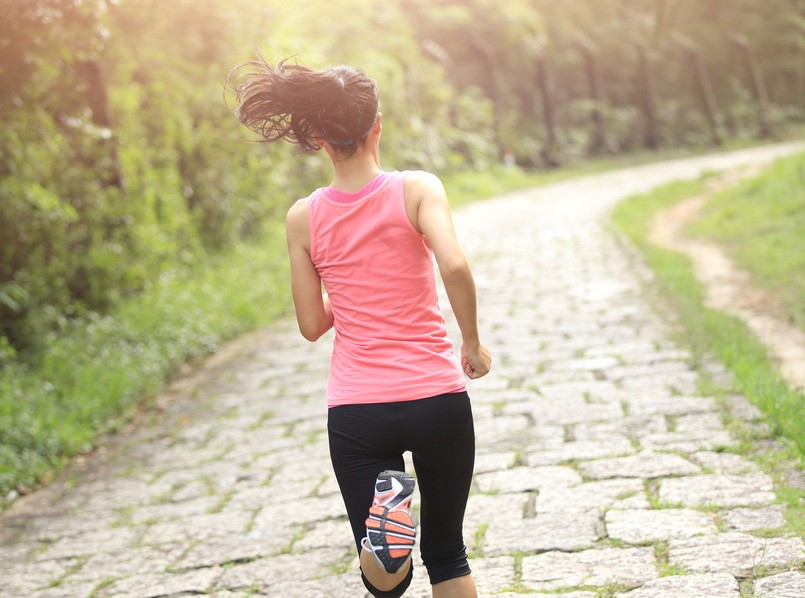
[1,0,803,499]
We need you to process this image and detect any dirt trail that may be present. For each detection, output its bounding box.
[649,166,805,391]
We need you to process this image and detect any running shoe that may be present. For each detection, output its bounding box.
[364,470,416,573]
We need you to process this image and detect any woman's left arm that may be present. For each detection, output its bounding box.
[286,199,334,342]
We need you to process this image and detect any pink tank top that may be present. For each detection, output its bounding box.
[307,171,466,407]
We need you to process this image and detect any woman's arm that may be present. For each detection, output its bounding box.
[286,199,334,342]
[407,172,491,379]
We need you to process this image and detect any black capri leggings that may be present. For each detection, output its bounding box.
[328,391,475,588]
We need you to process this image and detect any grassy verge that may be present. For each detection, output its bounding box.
[611,169,805,535]
[0,223,290,501]
[687,152,805,330]
[612,174,805,453]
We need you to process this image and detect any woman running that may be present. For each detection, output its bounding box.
[232,57,491,598]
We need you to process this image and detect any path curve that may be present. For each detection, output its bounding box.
[648,166,805,391]
[1,142,804,598]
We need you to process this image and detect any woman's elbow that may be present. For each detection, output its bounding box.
[440,258,472,282]
[299,323,323,342]
[298,316,331,342]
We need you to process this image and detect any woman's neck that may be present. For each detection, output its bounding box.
[329,150,383,193]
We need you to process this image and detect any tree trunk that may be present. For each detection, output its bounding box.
[638,45,660,150]
[690,50,721,145]
[536,53,559,165]
[470,37,505,147]
[421,39,457,125]
[580,43,607,154]
[79,60,125,189]
[732,37,772,138]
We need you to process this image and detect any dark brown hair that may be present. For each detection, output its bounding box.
[229,56,379,155]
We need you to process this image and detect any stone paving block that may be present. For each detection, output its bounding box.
[292,517,354,552]
[127,494,223,525]
[38,526,141,560]
[272,456,334,483]
[98,566,223,597]
[525,380,623,402]
[563,356,623,372]
[251,495,344,529]
[640,429,736,452]
[0,558,85,596]
[721,505,786,532]
[214,549,347,591]
[605,508,717,544]
[520,546,658,592]
[658,473,776,508]
[21,512,120,543]
[315,474,341,498]
[468,556,516,594]
[574,415,668,440]
[606,362,694,381]
[691,451,761,474]
[668,532,805,577]
[537,478,646,513]
[674,412,725,432]
[176,532,291,569]
[620,371,700,391]
[616,573,740,597]
[627,396,718,417]
[474,451,518,473]
[528,401,624,426]
[33,581,98,598]
[0,542,38,568]
[267,573,368,597]
[465,493,527,524]
[75,544,185,583]
[526,437,636,466]
[138,509,254,545]
[577,451,700,480]
[526,371,598,386]
[725,394,766,421]
[473,415,532,444]
[170,478,219,502]
[484,510,601,555]
[505,424,567,448]
[754,570,805,598]
[474,465,583,493]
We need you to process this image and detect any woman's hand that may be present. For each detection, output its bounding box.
[461,342,491,379]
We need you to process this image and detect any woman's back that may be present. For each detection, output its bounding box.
[307,171,465,406]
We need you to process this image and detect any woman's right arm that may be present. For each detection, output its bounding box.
[286,199,334,342]
[407,172,491,379]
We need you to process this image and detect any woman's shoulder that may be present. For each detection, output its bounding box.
[403,170,445,195]
[286,196,313,232]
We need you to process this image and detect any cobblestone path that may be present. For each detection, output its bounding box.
[2,143,804,598]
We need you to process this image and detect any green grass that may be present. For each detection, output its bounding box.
[613,158,805,542]
[0,222,291,500]
[611,167,805,458]
[687,152,805,330]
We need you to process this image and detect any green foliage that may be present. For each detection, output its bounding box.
[688,152,805,330]
[0,225,290,497]
[612,171,805,458]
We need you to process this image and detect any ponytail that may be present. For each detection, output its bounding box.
[228,57,379,154]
